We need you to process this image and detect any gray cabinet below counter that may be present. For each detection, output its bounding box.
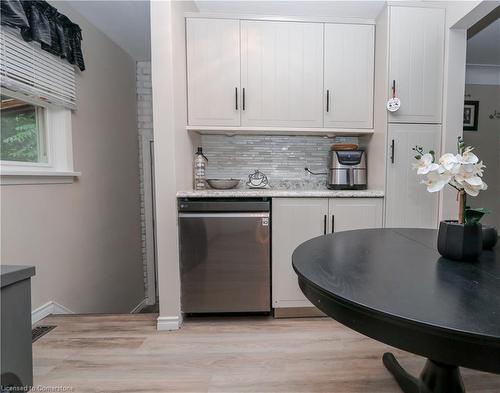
[1,265,36,390]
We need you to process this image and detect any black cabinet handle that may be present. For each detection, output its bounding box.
[235,87,238,110]
[326,90,330,112]
[390,139,395,164]
[331,215,335,233]
[323,215,327,235]
[242,88,246,111]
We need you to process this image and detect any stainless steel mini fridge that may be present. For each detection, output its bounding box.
[178,198,270,313]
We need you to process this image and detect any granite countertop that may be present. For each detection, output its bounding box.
[177,189,384,198]
[1,265,36,288]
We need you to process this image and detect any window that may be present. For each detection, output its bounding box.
[1,95,47,163]
[0,89,78,184]
[0,27,79,184]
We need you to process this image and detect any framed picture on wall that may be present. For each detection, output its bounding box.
[463,101,479,131]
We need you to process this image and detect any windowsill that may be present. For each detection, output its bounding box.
[1,170,81,185]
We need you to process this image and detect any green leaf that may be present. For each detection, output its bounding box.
[464,208,490,225]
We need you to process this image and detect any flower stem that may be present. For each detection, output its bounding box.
[458,190,466,224]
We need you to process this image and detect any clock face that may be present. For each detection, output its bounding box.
[387,97,401,112]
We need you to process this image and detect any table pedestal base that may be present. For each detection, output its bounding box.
[383,353,465,393]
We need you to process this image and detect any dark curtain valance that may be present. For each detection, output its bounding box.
[1,0,85,71]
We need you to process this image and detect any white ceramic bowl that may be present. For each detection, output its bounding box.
[206,179,240,190]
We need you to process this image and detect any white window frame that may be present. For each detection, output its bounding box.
[1,88,80,185]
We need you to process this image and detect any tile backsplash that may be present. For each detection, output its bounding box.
[201,135,359,188]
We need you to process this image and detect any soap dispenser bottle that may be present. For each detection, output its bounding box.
[193,147,208,190]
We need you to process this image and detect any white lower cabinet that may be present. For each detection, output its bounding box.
[272,198,328,309]
[272,198,383,310]
[330,198,384,232]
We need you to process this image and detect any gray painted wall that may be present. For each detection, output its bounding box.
[0,2,144,313]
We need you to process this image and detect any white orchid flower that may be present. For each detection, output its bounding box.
[459,146,479,165]
[422,171,450,193]
[463,180,488,197]
[439,153,459,172]
[413,153,439,175]
[455,163,484,185]
[412,142,487,200]
[473,161,486,177]
[454,161,487,195]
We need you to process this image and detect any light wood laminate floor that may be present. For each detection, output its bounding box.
[33,314,500,393]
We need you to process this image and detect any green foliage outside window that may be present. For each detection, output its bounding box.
[1,97,41,163]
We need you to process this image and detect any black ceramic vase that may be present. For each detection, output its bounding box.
[482,226,498,250]
[437,220,482,261]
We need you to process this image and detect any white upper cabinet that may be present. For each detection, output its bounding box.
[185,17,376,132]
[385,123,441,228]
[388,7,445,124]
[241,20,324,127]
[186,18,241,126]
[324,24,374,128]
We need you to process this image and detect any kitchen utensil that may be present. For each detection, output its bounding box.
[387,80,401,112]
[206,179,240,190]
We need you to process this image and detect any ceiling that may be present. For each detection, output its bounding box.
[467,18,500,65]
[66,0,151,61]
[64,0,387,63]
[194,1,385,20]
[62,1,499,66]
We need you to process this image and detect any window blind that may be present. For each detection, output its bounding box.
[0,27,76,109]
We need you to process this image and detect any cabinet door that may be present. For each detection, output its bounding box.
[272,198,328,308]
[388,7,445,124]
[186,18,240,126]
[385,124,441,228]
[328,198,383,232]
[324,24,374,128]
[241,20,324,127]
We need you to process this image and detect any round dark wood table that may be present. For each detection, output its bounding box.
[292,228,500,393]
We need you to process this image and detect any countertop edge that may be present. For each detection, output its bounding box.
[1,265,36,288]
[176,190,385,198]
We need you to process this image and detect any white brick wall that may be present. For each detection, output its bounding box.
[136,61,153,297]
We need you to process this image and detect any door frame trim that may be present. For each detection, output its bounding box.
[141,135,157,305]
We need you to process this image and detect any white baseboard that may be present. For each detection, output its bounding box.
[32,301,74,325]
[130,298,148,313]
[157,315,182,331]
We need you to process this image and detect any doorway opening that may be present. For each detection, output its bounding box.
[463,9,500,229]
